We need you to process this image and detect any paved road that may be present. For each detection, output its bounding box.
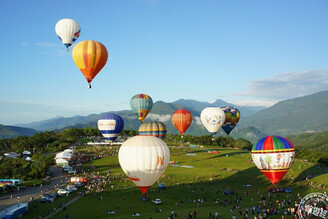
[0,166,66,211]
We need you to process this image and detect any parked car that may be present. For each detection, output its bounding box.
[41,193,52,198]
[66,185,77,191]
[152,199,162,205]
[41,193,56,200]
[58,188,69,195]
[39,196,54,203]
[74,182,83,187]
[63,166,72,171]
[68,170,76,174]
[53,192,63,197]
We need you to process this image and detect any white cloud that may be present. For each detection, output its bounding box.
[35,42,61,48]
[194,116,202,125]
[147,113,171,122]
[21,42,29,46]
[226,99,278,107]
[235,70,328,100]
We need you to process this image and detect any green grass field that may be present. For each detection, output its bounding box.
[24,146,328,219]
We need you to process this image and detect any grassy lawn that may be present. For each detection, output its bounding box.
[23,189,82,219]
[23,179,44,187]
[25,145,328,219]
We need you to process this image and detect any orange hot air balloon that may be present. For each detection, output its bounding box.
[72,40,108,88]
[172,109,193,137]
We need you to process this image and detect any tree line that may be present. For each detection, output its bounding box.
[164,134,253,150]
[1,127,328,180]
[0,154,54,180]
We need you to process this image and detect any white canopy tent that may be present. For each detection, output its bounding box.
[55,151,72,160]
[55,158,68,166]
[64,149,73,153]
[22,151,31,155]
[4,152,19,159]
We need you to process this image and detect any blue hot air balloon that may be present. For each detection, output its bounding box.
[97,113,124,143]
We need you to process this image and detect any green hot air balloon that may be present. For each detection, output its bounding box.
[130,94,153,123]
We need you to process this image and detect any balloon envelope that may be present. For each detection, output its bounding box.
[172,109,193,136]
[222,106,240,135]
[72,40,108,85]
[139,121,167,139]
[130,94,153,122]
[55,19,80,49]
[118,136,170,194]
[98,113,124,142]
[251,136,295,185]
[200,107,225,136]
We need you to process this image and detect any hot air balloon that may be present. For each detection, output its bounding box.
[222,106,240,135]
[172,109,193,137]
[139,121,167,139]
[55,19,80,51]
[72,40,108,88]
[251,136,295,185]
[97,113,124,144]
[118,136,170,194]
[130,94,153,123]
[200,107,225,136]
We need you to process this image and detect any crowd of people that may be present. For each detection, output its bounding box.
[28,145,327,219]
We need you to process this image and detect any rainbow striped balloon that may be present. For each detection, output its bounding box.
[139,122,167,139]
[221,106,240,135]
[251,136,295,185]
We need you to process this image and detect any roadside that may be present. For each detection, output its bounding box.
[0,165,66,211]
[43,192,85,219]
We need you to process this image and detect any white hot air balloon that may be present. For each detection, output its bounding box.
[55,18,81,51]
[200,107,226,136]
[118,136,170,194]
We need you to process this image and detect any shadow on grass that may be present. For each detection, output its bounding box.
[204,151,249,160]
[170,151,250,166]
[294,165,328,183]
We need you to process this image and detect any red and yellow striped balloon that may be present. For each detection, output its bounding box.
[172,109,193,136]
[72,40,108,87]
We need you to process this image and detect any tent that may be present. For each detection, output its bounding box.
[4,152,19,159]
[22,151,31,155]
[64,149,73,153]
[56,158,68,166]
[55,151,72,160]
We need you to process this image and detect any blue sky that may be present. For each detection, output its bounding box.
[1,0,328,124]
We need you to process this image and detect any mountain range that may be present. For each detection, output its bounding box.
[5,90,328,142]
[0,124,38,139]
[14,98,264,133]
